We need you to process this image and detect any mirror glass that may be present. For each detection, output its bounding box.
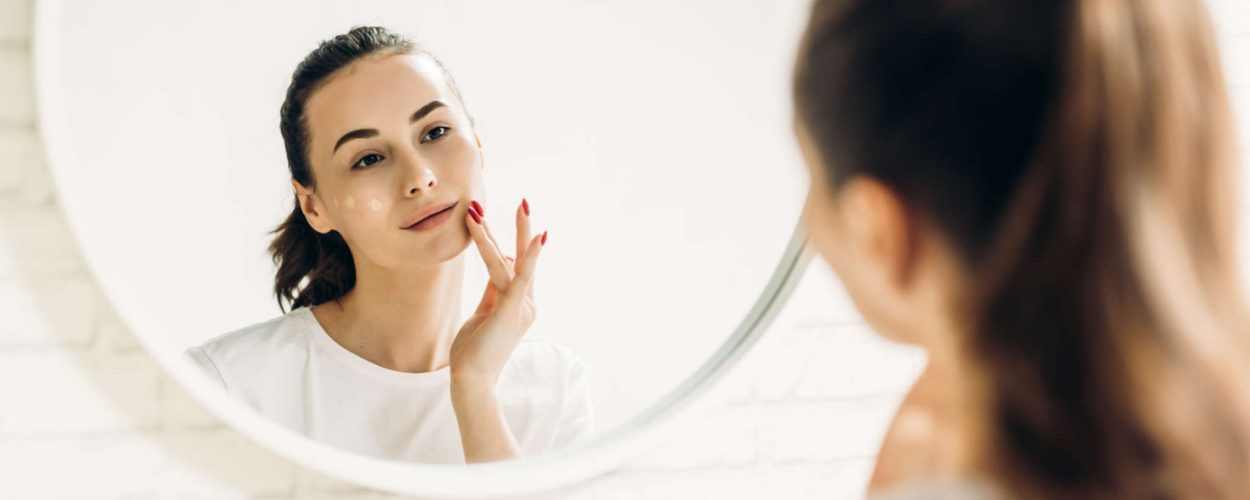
[38,0,810,465]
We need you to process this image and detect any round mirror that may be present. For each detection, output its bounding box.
[35,0,811,495]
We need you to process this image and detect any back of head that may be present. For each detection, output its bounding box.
[794,0,1250,497]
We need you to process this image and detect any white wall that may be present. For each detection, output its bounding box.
[1,0,1247,498]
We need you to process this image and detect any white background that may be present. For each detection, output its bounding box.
[1,0,1247,498]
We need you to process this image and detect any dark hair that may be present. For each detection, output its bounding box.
[795,0,1250,498]
[269,26,468,313]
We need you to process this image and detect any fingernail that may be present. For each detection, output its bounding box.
[468,206,482,224]
[522,198,530,216]
[541,230,548,245]
[471,200,484,216]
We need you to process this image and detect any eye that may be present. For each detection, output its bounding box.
[422,126,450,143]
[352,153,383,170]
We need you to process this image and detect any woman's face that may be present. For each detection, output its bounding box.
[296,52,483,271]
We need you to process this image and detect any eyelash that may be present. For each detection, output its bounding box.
[350,126,453,170]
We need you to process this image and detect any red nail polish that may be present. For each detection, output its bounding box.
[522,198,530,216]
[471,200,484,216]
[541,230,548,245]
[468,206,482,224]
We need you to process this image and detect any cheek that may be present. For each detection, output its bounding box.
[367,196,385,212]
[335,190,391,222]
[438,137,484,190]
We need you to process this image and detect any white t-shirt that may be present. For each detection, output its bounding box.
[183,306,595,464]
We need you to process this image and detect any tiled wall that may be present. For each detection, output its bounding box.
[2,1,1246,498]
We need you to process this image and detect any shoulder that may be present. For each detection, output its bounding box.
[197,309,310,360]
[507,337,591,381]
[513,337,587,367]
[183,308,313,388]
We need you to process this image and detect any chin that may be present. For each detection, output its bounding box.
[448,231,473,259]
[429,229,472,263]
[397,227,472,267]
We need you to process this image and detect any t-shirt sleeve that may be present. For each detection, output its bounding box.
[184,345,228,389]
[550,353,596,451]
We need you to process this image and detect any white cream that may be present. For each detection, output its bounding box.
[345,196,356,209]
[368,198,383,212]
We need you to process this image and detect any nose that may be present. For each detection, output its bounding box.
[407,163,438,196]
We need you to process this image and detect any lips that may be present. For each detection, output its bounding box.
[401,201,458,229]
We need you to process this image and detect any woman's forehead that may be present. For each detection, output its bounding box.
[304,53,456,151]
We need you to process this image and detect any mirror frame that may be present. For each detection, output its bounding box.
[32,0,814,495]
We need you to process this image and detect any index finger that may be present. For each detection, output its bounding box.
[466,205,511,290]
[515,198,531,269]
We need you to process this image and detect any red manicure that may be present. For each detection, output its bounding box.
[468,206,482,224]
[522,198,530,216]
[471,200,484,216]
[541,230,548,245]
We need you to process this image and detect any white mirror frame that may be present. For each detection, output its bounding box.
[32,0,814,495]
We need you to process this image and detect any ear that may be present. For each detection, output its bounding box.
[838,176,919,290]
[291,179,334,234]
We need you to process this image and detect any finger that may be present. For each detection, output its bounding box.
[504,255,527,296]
[508,232,546,300]
[515,198,531,268]
[476,208,512,279]
[472,280,498,316]
[466,206,511,290]
[470,200,509,271]
[503,255,521,289]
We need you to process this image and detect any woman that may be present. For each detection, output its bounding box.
[792,0,1250,498]
[185,26,594,464]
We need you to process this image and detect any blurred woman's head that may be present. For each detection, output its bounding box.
[269,26,483,313]
[793,0,1250,497]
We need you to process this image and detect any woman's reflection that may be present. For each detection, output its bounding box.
[184,26,594,464]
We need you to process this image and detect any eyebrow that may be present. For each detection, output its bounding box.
[331,100,448,154]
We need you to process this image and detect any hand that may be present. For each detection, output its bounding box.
[450,198,547,388]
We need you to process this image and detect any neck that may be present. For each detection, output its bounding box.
[868,312,981,493]
[314,253,465,373]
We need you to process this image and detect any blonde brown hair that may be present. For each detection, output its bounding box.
[794,0,1250,497]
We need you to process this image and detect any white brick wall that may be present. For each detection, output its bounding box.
[3,1,1245,499]
[0,45,34,125]
[0,0,30,43]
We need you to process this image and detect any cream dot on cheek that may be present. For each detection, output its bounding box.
[345,196,356,209]
[333,197,341,208]
[368,197,383,212]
